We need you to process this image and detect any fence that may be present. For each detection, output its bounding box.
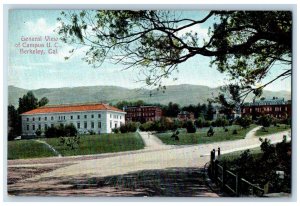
[208,148,265,197]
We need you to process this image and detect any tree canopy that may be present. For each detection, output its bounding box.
[57,10,292,99]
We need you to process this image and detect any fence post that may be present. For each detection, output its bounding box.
[218,147,221,157]
[214,160,219,181]
[236,173,240,197]
[222,164,226,191]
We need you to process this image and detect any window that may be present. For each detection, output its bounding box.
[27,125,29,131]
[91,114,94,118]
[84,122,87,129]
[70,115,73,120]
[51,116,54,120]
[32,125,35,130]
[27,118,29,121]
[110,114,112,118]
[91,122,94,128]
[64,116,65,120]
[77,115,80,119]
[45,117,47,121]
[77,122,80,129]
[98,114,101,118]
[98,122,101,128]
[84,115,87,119]
[38,117,41,121]
[51,124,54,128]
[110,121,112,128]
[45,124,48,130]
[38,124,41,130]
[120,116,122,119]
[33,117,35,121]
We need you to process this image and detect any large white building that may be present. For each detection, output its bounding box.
[21,103,126,136]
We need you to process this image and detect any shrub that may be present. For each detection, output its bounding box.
[258,115,273,128]
[171,130,180,141]
[88,130,96,135]
[232,129,238,135]
[120,122,138,133]
[112,128,120,133]
[35,129,42,137]
[64,123,78,136]
[214,117,229,127]
[186,120,196,133]
[207,126,214,137]
[195,117,205,128]
[45,126,58,138]
[236,115,252,129]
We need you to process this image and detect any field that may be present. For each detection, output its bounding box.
[156,125,257,145]
[44,132,144,156]
[255,124,291,136]
[8,132,144,159]
[8,140,56,160]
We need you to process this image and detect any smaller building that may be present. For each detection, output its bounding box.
[177,111,195,121]
[124,105,162,123]
[241,97,291,119]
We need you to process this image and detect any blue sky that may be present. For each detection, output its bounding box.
[8,10,291,92]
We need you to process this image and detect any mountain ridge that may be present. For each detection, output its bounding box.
[8,84,291,108]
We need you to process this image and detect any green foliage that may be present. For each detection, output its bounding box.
[219,137,291,193]
[45,123,78,138]
[186,120,196,133]
[258,114,273,128]
[35,129,42,137]
[120,122,138,133]
[232,129,238,135]
[207,126,215,137]
[8,105,20,140]
[59,136,81,150]
[112,128,120,134]
[213,117,229,127]
[57,11,291,99]
[236,115,252,129]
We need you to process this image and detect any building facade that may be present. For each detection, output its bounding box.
[124,106,162,123]
[21,103,126,136]
[177,111,195,121]
[241,98,291,119]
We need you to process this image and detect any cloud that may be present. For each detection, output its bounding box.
[176,24,209,46]
[24,18,61,36]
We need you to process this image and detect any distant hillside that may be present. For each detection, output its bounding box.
[8,84,291,108]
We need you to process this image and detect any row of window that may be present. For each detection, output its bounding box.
[26,121,102,131]
[110,114,122,119]
[26,114,102,122]
[243,106,288,113]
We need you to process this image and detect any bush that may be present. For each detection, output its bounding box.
[35,129,42,137]
[45,126,58,138]
[213,117,229,127]
[120,122,138,133]
[171,130,180,141]
[232,129,238,135]
[45,123,78,138]
[195,117,205,128]
[88,130,96,135]
[236,115,252,129]
[258,115,273,128]
[207,126,214,137]
[186,120,196,133]
[112,128,120,133]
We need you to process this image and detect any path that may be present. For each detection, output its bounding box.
[8,129,291,196]
[138,131,171,150]
[244,126,262,139]
[35,139,62,157]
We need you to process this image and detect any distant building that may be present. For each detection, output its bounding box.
[241,97,291,119]
[21,103,126,136]
[177,111,195,121]
[124,105,162,123]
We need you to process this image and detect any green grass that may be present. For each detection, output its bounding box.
[43,132,145,156]
[255,124,291,137]
[8,140,56,160]
[218,147,262,162]
[156,124,257,145]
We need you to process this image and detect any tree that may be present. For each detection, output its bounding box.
[163,102,180,117]
[186,120,196,133]
[18,91,39,115]
[258,115,273,128]
[206,102,214,121]
[8,105,20,140]
[57,10,291,98]
[38,97,49,107]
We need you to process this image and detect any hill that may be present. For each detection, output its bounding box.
[8,84,291,107]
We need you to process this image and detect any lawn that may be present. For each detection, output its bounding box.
[218,147,262,162]
[255,124,291,137]
[43,132,145,156]
[156,124,257,145]
[8,140,56,160]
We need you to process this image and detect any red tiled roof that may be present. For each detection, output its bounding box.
[21,103,124,115]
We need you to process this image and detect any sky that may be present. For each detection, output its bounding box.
[8,10,291,92]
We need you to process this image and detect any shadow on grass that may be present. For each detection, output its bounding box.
[9,167,219,197]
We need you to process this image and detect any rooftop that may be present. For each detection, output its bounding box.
[21,103,124,115]
[243,98,290,107]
